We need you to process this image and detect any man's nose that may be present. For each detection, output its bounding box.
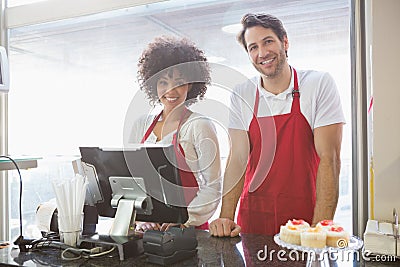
[258,45,269,58]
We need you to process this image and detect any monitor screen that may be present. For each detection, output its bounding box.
[79,145,188,224]
[0,46,10,92]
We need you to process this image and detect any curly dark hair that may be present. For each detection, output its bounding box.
[137,36,211,106]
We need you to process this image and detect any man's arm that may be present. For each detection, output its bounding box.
[312,123,343,225]
[210,129,249,237]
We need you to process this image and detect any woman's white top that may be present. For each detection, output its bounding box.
[130,111,222,226]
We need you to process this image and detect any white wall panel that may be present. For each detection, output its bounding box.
[369,0,400,221]
[5,0,166,28]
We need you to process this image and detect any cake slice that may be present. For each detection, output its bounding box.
[279,219,311,245]
[326,226,350,248]
[280,225,303,245]
[301,226,327,248]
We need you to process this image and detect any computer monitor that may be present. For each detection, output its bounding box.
[0,46,10,93]
[79,145,189,233]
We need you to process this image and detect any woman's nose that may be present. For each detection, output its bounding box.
[165,86,177,95]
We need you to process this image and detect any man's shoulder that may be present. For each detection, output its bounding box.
[296,69,336,93]
[297,69,333,82]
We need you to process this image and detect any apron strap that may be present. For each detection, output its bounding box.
[140,111,163,144]
[290,68,301,114]
[254,67,300,117]
[253,88,260,117]
[141,107,189,145]
[172,107,189,147]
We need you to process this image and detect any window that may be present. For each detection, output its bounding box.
[7,0,352,238]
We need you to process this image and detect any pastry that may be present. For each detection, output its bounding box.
[280,225,303,245]
[300,226,327,248]
[326,226,350,248]
[279,219,310,245]
[287,219,310,229]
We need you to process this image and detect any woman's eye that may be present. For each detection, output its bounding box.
[158,81,167,87]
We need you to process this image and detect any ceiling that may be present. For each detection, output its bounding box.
[9,0,350,76]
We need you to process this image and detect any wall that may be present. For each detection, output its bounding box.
[369,0,400,221]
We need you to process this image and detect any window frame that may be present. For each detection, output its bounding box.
[0,0,367,241]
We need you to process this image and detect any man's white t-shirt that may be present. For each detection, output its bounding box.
[229,69,346,131]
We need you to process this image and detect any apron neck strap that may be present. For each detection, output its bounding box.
[172,107,189,146]
[254,67,300,116]
[140,111,163,144]
[291,67,300,98]
[141,107,189,144]
[290,68,301,113]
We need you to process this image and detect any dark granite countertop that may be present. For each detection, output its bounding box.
[0,231,398,266]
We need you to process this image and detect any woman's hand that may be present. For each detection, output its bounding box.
[160,223,186,231]
[135,221,161,232]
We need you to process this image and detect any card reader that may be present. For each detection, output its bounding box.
[143,226,198,265]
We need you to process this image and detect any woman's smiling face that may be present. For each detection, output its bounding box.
[157,68,190,110]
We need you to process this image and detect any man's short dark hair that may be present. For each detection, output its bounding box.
[237,13,287,51]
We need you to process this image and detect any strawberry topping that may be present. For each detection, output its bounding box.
[291,219,305,225]
[330,226,344,232]
[320,220,334,226]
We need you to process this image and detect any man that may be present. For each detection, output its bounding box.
[210,13,345,236]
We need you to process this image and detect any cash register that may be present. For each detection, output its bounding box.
[77,145,197,264]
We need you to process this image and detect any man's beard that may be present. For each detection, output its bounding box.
[258,47,287,79]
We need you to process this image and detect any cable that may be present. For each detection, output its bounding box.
[61,246,116,261]
[61,247,90,261]
[1,156,116,261]
[85,246,115,258]
[0,155,29,251]
[0,156,22,237]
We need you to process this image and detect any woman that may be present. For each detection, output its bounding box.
[131,36,221,231]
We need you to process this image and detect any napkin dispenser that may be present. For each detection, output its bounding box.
[143,226,197,265]
[363,208,399,257]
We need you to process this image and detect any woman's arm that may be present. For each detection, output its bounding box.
[181,115,222,226]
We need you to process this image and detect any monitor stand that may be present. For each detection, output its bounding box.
[79,194,147,260]
[78,233,143,261]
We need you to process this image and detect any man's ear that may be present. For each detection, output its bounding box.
[283,36,289,51]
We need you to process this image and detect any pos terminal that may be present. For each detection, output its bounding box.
[78,145,197,263]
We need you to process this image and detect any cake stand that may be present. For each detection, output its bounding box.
[274,234,363,267]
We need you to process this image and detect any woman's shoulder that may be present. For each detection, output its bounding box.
[186,112,214,126]
[181,112,216,136]
[134,113,156,125]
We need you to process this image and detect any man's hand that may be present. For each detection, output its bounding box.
[209,218,241,237]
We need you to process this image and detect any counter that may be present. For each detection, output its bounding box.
[0,230,398,266]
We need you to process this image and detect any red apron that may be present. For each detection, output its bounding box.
[237,68,319,235]
[140,109,209,230]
